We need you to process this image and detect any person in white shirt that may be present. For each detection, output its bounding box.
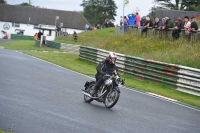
[120,16,123,26]
[184,16,191,41]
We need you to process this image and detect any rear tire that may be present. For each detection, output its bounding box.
[104,90,120,109]
[84,87,93,103]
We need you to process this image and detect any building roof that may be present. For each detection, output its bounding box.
[0,4,90,30]
[154,9,200,20]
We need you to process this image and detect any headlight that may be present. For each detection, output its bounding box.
[104,79,112,86]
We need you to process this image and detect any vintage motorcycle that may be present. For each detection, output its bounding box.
[81,74,125,109]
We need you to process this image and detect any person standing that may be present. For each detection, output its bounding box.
[127,13,136,27]
[38,31,43,40]
[120,16,123,26]
[123,16,129,33]
[184,16,191,41]
[190,16,198,31]
[135,12,140,27]
[73,31,77,42]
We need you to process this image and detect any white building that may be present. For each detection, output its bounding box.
[0,3,90,41]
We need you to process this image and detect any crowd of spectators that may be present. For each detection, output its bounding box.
[121,12,199,40]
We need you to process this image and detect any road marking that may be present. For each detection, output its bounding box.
[16,51,200,112]
[147,92,178,102]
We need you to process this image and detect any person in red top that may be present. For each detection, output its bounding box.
[135,12,140,27]
[3,33,8,39]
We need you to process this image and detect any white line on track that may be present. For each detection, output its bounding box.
[16,51,200,112]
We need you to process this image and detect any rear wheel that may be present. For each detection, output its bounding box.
[104,89,120,109]
[84,83,95,103]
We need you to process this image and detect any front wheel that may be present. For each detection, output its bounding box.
[104,89,120,109]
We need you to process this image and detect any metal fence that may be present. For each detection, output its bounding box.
[79,46,200,96]
[115,26,200,42]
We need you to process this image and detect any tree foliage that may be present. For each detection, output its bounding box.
[19,2,33,6]
[80,0,117,26]
[154,0,200,11]
[0,0,7,4]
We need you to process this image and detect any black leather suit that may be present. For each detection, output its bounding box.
[93,58,119,94]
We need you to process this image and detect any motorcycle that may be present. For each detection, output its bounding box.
[81,74,125,109]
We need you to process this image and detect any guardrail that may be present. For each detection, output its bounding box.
[115,26,200,42]
[79,46,200,96]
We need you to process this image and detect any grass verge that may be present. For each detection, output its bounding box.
[0,129,10,133]
[0,40,60,51]
[24,52,200,108]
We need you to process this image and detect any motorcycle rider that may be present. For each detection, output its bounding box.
[91,52,120,96]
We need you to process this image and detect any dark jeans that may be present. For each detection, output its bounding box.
[93,76,105,93]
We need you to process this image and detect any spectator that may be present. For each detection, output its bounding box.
[153,17,163,29]
[120,16,123,26]
[124,16,129,33]
[149,18,154,27]
[57,26,61,36]
[38,31,43,40]
[73,31,77,42]
[96,24,101,29]
[103,19,108,28]
[108,20,113,28]
[184,16,191,40]
[141,16,150,33]
[34,33,38,40]
[85,24,91,31]
[190,16,198,31]
[135,12,140,27]
[3,33,8,39]
[177,17,184,29]
[127,13,136,27]
[160,18,167,30]
[165,17,174,30]
[172,20,181,39]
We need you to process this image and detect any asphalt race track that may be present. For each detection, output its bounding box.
[0,48,200,133]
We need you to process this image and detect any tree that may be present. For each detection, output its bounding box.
[154,0,200,11]
[19,2,33,6]
[80,0,117,26]
[0,0,7,4]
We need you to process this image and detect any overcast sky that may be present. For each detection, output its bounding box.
[6,0,156,25]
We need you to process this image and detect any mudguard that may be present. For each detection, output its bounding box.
[115,87,121,93]
[84,81,96,88]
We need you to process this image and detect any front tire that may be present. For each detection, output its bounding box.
[104,90,120,109]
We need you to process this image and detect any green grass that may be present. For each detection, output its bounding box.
[25,52,200,108]
[56,28,115,45]
[56,28,200,69]
[0,129,10,133]
[198,21,200,28]
[0,40,60,51]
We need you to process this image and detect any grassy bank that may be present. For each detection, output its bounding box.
[56,28,200,69]
[25,52,200,108]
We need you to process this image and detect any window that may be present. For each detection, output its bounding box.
[12,22,20,27]
[33,24,38,29]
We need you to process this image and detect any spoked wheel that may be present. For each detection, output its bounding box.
[84,87,94,103]
[104,89,120,109]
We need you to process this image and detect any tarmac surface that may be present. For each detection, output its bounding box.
[0,48,200,133]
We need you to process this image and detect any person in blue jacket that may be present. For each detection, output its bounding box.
[128,13,136,27]
[153,17,163,29]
